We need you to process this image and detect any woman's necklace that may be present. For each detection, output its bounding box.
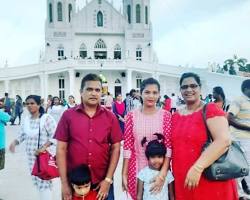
[183,101,204,115]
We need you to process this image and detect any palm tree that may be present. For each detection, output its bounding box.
[237,58,248,72]
[224,59,234,74]
[246,64,250,73]
[223,55,248,74]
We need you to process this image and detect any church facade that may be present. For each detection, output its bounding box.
[0,0,246,102]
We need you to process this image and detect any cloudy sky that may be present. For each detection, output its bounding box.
[0,0,249,68]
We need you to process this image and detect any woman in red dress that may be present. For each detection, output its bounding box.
[172,72,238,200]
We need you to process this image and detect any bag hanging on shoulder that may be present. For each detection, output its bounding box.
[202,104,249,181]
[31,120,59,180]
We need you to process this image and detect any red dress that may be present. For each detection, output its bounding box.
[163,98,172,111]
[72,191,98,200]
[172,103,238,200]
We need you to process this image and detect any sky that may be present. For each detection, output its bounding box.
[0,0,249,68]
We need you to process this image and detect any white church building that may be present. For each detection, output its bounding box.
[0,0,247,102]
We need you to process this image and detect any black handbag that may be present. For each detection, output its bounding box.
[202,104,249,181]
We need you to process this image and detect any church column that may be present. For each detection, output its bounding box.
[4,80,9,93]
[126,69,132,92]
[69,69,75,96]
[39,73,48,100]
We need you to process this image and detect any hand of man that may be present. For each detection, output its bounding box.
[95,180,111,200]
[62,182,72,200]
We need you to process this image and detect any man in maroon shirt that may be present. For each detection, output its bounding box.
[54,74,122,200]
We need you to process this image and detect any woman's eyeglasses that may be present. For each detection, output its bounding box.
[26,102,36,105]
[180,84,199,90]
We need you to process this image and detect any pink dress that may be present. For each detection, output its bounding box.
[123,109,172,200]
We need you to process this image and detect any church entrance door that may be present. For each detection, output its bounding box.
[114,86,122,97]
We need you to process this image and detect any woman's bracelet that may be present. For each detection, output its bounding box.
[193,164,204,173]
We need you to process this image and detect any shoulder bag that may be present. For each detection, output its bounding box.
[31,118,59,180]
[202,104,249,181]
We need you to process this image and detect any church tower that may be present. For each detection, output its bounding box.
[123,0,150,28]
[45,0,76,62]
[123,0,153,62]
[46,0,76,25]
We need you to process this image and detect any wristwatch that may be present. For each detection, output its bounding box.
[105,177,113,184]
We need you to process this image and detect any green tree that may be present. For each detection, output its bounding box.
[246,64,250,73]
[224,59,234,74]
[223,55,248,75]
[237,58,248,72]
[229,66,236,75]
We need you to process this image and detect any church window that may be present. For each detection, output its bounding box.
[127,5,131,24]
[136,74,142,89]
[94,39,107,59]
[136,4,141,23]
[136,45,142,61]
[114,44,121,60]
[97,11,103,27]
[49,3,53,23]
[59,77,65,99]
[95,39,106,49]
[57,45,64,59]
[79,43,87,59]
[68,4,72,22]
[145,6,148,24]
[115,79,121,84]
[57,2,63,21]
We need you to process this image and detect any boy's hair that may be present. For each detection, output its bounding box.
[69,164,91,185]
[141,133,166,159]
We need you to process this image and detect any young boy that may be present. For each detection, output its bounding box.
[69,164,98,200]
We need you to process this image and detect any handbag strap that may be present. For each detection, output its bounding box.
[202,104,213,143]
[37,120,41,149]
[36,117,42,172]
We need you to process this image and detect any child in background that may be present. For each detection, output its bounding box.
[69,165,98,200]
[137,133,174,200]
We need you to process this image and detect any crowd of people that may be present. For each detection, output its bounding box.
[0,73,249,200]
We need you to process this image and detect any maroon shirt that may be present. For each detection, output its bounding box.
[54,104,122,184]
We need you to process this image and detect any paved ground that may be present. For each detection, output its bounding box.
[0,124,124,200]
[0,124,249,200]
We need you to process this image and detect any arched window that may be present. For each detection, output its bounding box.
[97,11,103,27]
[49,3,53,23]
[94,39,107,59]
[114,44,121,60]
[68,4,72,22]
[57,2,63,21]
[136,45,142,61]
[127,5,131,24]
[136,4,141,23]
[79,43,87,59]
[115,79,121,84]
[145,6,148,24]
[95,39,106,49]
